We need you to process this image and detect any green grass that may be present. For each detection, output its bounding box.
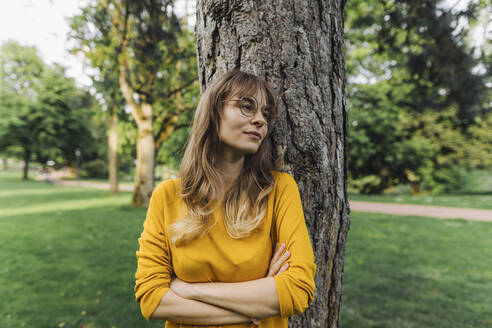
[2,170,492,327]
[341,212,492,328]
[0,171,162,328]
[349,193,492,210]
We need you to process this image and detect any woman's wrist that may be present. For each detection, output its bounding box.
[191,282,207,302]
[189,281,201,300]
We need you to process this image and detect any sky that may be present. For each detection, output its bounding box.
[0,0,196,87]
[0,0,488,88]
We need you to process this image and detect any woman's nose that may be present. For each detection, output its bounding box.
[252,109,267,127]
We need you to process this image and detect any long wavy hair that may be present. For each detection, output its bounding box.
[169,70,278,246]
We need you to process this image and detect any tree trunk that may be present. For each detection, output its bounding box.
[131,102,155,207]
[108,109,119,194]
[23,149,30,180]
[119,58,155,206]
[196,1,350,327]
[3,157,7,170]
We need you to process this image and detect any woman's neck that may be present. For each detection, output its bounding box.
[216,155,244,194]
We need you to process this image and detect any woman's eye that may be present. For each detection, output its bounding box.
[240,103,255,113]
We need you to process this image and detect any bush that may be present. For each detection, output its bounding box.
[420,166,473,194]
[80,159,107,179]
[348,175,382,194]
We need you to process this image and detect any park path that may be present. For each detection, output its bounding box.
[50,178,134,191]
[350,201,492,222]
[40,176,492,222]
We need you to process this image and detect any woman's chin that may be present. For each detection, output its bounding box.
[242,147,260,155]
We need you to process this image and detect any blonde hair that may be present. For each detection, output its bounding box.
[169,70,278,246]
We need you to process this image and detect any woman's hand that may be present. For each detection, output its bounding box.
[266,243,290,277]
[170,276,197,300]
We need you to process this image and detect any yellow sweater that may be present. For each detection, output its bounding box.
[135,171,316,327]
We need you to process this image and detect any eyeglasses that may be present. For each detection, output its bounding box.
[223,96,272,122]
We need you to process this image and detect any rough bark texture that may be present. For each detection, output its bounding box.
[195,1,350,327]
[108,110,119,194]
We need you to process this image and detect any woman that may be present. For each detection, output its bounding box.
[135,70,316,327]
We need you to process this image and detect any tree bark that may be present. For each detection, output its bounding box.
[23,149,30,180]
[132,102,155,206]
[108,108,119,194]
[195,1,350,327]
[119,56,155,206]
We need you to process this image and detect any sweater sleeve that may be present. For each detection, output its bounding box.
[134,183,173,320]
[272,173,316,318]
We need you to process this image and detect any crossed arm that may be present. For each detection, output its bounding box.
[150,243,291,325]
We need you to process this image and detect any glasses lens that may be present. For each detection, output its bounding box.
[238,97,257,117]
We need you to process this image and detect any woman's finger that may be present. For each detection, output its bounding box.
[276,262,289,276]
[269,243,285,266]
[270,250,290,276]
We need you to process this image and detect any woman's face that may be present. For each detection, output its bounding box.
[217,90,269,159]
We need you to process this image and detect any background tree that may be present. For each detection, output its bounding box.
[69,0,199,205]
[345,0,491,193]
[69,6,127,193]
[0,41,98,180]
[0,41,44,179]
[196,1,350,327]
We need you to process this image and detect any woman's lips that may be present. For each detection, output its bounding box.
[244,132,261,140]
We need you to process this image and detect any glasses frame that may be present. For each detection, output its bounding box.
[222,96,271,122]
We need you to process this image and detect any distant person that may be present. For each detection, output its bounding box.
[134,70,316,327]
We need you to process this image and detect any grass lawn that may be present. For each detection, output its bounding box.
[341,212,492,328]
[2,170,491,327]
[349,193,492,210]
[0,171,162,328]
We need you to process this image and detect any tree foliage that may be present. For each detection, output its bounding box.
[68,0,199,205]
[0,41,99,179]
[346,0,491,193]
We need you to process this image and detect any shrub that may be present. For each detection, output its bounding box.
[80,159,107,179]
